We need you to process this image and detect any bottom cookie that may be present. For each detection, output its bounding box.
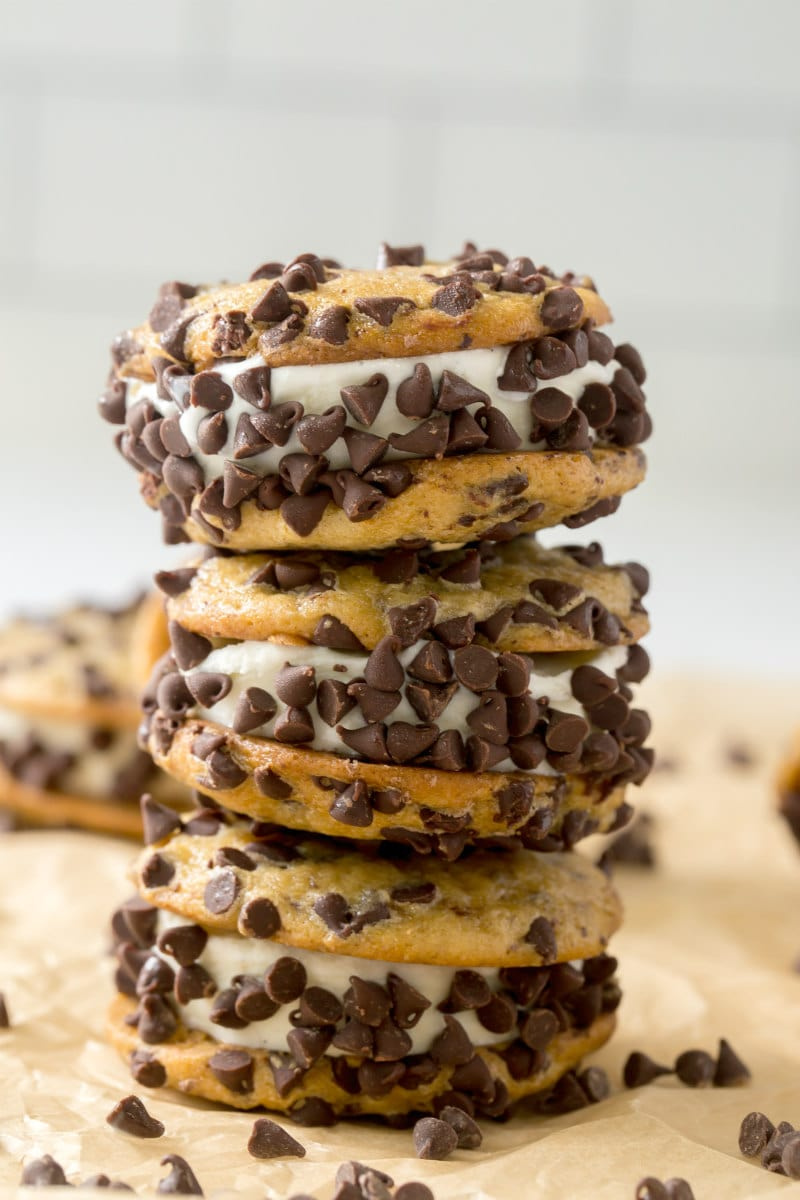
[107,993,615,1120]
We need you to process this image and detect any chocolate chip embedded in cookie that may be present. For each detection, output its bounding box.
[128,816,621,966]
[162,538,649,654]
[102,245,649,550]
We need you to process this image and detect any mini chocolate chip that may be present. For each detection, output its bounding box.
[713,1038,751,1087]
[273,705,315,743]
[337,723,390,762]
[312,615,366,651]
[254,768,292,799]
[343,977,392,1027]
[431,1014,474,1066]
[623,1051,672,1087]
[364,635,404,692]
[203,869,240,915]
[185,671,232,708]
[157,1154,203,1195]
[317,678,355,726]
[140,795,183,845]
[453,645,497,692]
[308,305,350,344]
[275,663,317,708]
[278,491,329,536]
[130,1050,167,1089]
[377,242,424,267]
[141,854,175,888]
[355,295,415,325]
[396,363,435,418]
[342,428,387,476]
[296,406,347,454]
[388,598,438,647]
[437,371,489,412]
[106,1094,165,1138]
[540,286,584,330]
[248,1117,305,1159]
[530,387,573,428]
[20,1156,69,1187]
[265,956,307,1004]
[231,686,277,733]
[157,924,207,966]
[386,722,439,763]
[237,895,282,941]
[233,364,271,409]
[447,970,492,1011]
[168,621,212,671]
[739,1111,776,1157]
[675,1049,715,1087]
[388,413,450,458]
[341,374,388,427]
[413,1116,458,1160]
[287,1026,332,1068]
[525,916,557,962]
[329,781,373,827]
[440,1105,483,1149]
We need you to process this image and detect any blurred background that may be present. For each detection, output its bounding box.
[0,0,797,675]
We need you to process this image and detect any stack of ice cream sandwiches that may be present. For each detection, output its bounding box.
[101,242,653,1122]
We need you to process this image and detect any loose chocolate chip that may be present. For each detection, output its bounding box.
[713,1038,751,1087]
[453,645,497,692]
[525,916,557,962]
[203,869,240,915]
[106,1094,165,1138]
[157,1154,203,1195]
[413,1116,458,1160]
[20,1156,69,1187]
[540,286,584,330]
[340,374,388,427]
[440,1105,483,1149]
[675,1049,715,1087]
[304,305,350,346]
[623,1051,672,1088]
[377,242,424,267]
[140,795,182,846]
[130,1050,167,1089]
[265,956,307,1004]
[635,1180,669,1200]
[388,414,450,458]
[248,1117,306,1159]
[739,1110,775,1157]
[396,363,435,418]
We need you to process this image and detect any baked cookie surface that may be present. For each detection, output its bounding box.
[161,538,649,654]
[131,814,622,967]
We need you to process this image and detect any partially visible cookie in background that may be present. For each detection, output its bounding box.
[0,594,187,836]
[778,734,800,850]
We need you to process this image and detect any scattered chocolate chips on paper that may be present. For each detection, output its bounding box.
[106,1093,165,1138]
[157,1154,203,1195]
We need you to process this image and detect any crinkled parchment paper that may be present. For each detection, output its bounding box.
[1,677,798,1198]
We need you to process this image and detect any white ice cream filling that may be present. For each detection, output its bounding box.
[124,344,621,481]
[154,910,580,1056]
[0,706,143,798]
[182,642,630,775]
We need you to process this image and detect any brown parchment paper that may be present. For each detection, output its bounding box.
[1,675,799,1199]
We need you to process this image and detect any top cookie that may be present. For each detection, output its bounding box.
[110,245,610,376]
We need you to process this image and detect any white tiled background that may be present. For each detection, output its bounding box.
[1,0,798,675]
